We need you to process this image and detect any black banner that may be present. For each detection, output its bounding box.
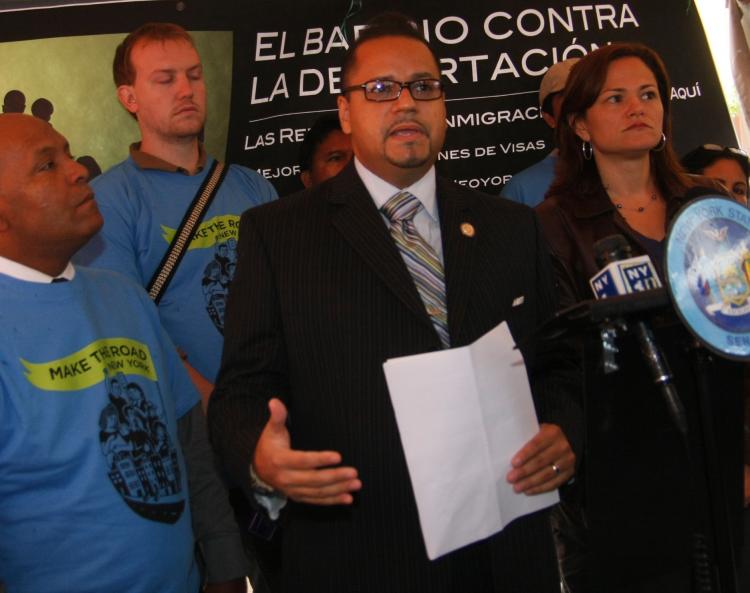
[0,0,736,198]
[227,0,735,196]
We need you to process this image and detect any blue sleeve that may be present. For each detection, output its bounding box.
[133,286,200,418]
[75,168,146,285]
[161,326,201,419]
[500,176,527,205]
[231,164,279,206]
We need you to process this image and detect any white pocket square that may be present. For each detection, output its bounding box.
[512,295,525,307]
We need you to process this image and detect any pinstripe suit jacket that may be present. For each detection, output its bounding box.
[209,162,581,593]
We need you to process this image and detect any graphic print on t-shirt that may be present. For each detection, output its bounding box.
[21,337,186,524]
[99,369,184,524]
[201,239,237,334]
[161,214,240,335]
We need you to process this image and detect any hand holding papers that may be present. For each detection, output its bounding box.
[383,321,559,560]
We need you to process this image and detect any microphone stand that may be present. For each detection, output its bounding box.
[629,319,715,593]
[689,342,740,593]
[632,319,688,440]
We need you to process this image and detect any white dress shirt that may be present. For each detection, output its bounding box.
[0,255,75,282]
[354,158,444,262]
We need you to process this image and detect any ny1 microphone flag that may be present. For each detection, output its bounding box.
[589,256,663,300]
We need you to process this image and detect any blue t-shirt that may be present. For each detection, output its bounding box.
[0,267,200,593]
[75,156,278,381]
[501,151,558,208]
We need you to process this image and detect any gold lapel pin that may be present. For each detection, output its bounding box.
[460,222,475,237]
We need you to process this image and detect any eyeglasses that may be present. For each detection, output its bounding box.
[342,79,444,102]
[701,144,749,158]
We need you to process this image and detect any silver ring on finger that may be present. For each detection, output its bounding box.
[551,463,561,476]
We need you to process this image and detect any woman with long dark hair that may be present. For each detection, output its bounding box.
[536,43,742,593]
[538,43,710,305]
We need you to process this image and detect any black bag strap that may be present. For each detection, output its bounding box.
[146,160,228,303]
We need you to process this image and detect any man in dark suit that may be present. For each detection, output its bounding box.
[209,12,580,593]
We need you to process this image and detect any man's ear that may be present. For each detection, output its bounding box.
[300,170,312,189]
[570,114,590,142]
[337,95,351,134]
[116,85,138,116]
[541,111,556,129]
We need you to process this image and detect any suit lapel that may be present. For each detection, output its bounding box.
[326,165,434,329]
[438,177,478,345]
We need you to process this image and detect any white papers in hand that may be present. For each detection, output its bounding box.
[383,321,559,560]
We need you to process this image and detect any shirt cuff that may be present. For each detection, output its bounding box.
[249,464,287,520]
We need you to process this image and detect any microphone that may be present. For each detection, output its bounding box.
[589,235,662,299]
[590,235,688,439]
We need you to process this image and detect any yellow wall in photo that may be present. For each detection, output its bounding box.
[0,30,232,172]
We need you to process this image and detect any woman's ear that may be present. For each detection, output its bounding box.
[570,114,590,143]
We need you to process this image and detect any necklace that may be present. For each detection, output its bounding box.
[610,193,658,213]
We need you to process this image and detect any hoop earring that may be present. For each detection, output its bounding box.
[582,141,593,161]
[652,132,667,152]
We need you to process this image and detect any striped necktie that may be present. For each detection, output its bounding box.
[381,191,450,348]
